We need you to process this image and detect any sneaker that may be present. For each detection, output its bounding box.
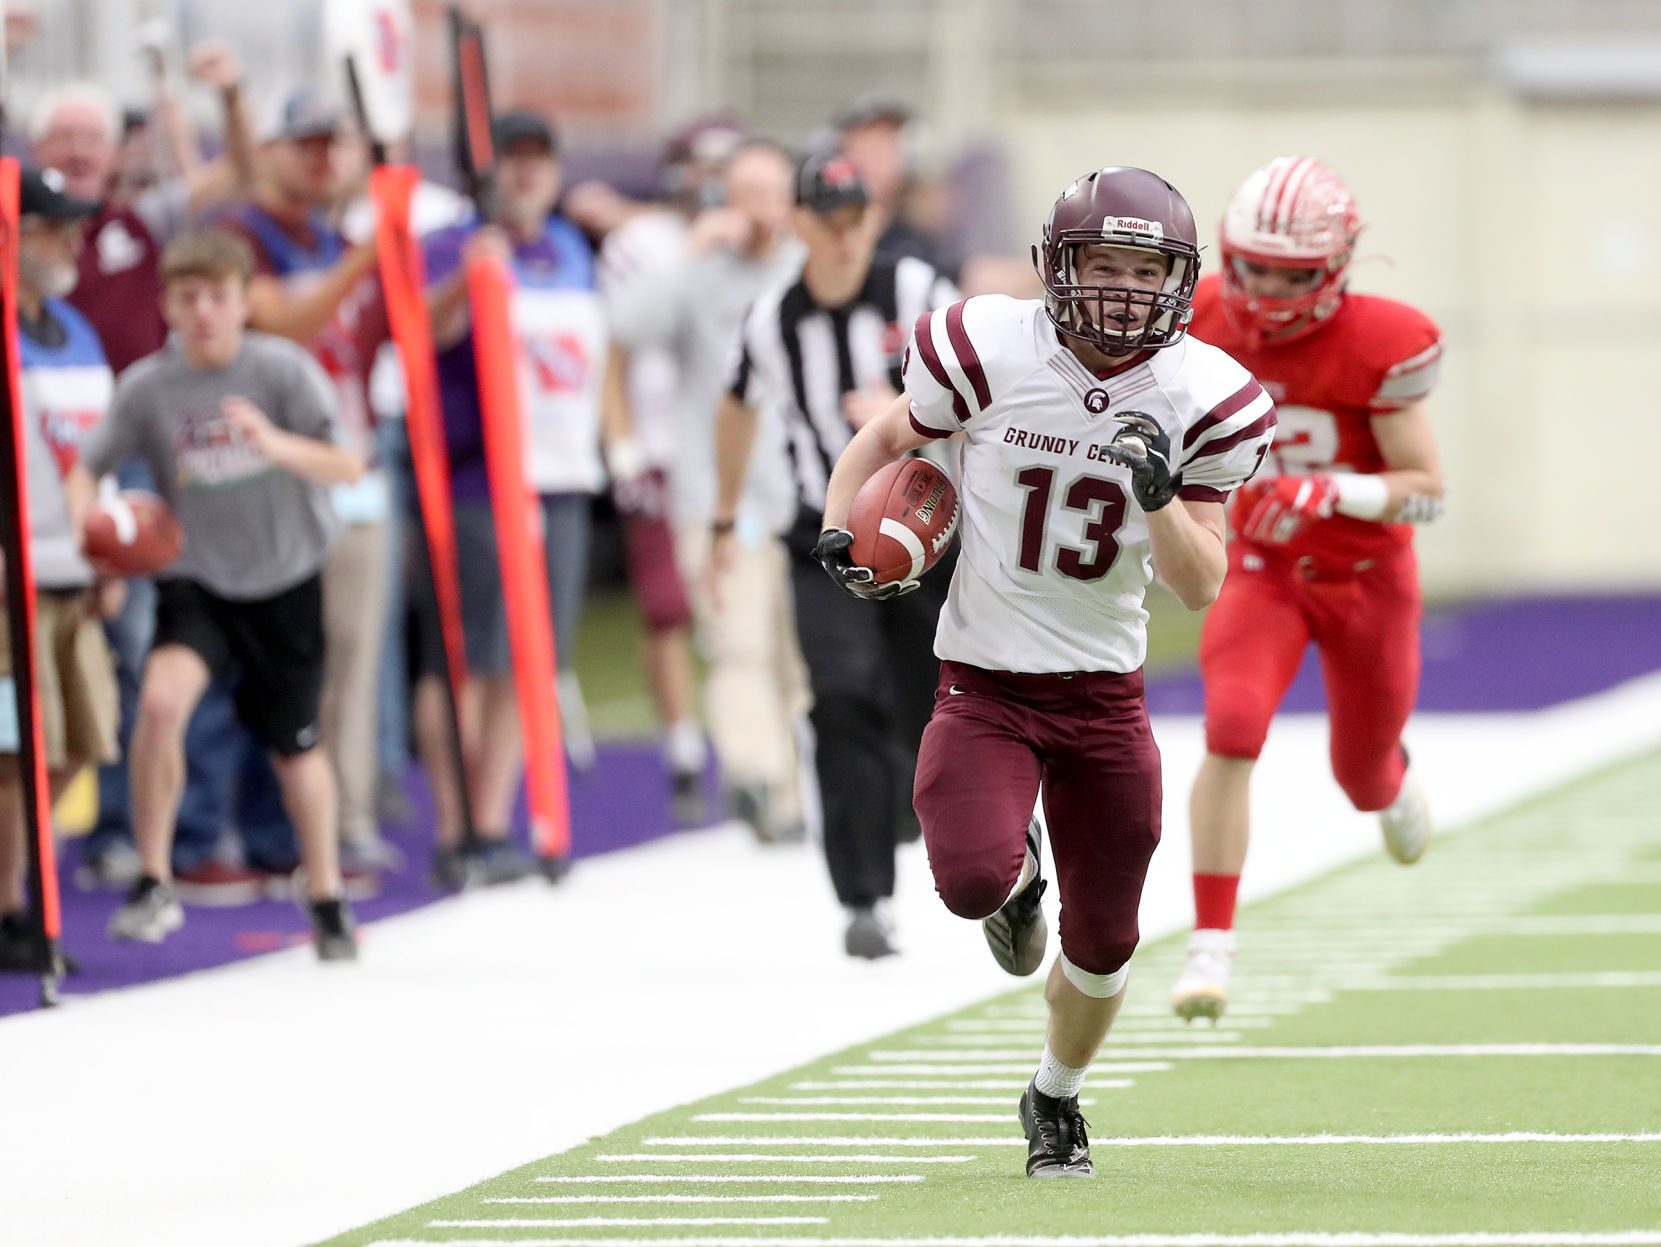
[1018,1079,1095,1178]
[73,841,142,891]
[172,858,263,907]
[671,768,705,825]
[727,781,770,841]
[983,818,1048,977]
[844,903,898,960]
[341,832,405,874]
[1380,763,1432,865]
[109,877,185,943]
[307,895,358,962]
[1171,927,1235,1022]
[471,835,537,885]
[430,843,475,891]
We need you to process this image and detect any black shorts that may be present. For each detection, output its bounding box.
[153,575,325,756]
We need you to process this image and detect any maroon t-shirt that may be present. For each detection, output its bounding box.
[67,204,167,376]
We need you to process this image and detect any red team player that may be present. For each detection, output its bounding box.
[819,168,1275,1176]
[1171,157,1446,1022]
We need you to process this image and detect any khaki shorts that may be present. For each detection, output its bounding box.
[0,590,120,771]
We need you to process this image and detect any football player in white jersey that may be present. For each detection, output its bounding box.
[818,167,1276,1177]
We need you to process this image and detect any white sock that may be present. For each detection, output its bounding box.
[665,718,706,773]
[1033,1045,1086,1099]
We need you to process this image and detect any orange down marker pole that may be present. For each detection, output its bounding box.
[0,157,65,1003]
[465,251,571,863]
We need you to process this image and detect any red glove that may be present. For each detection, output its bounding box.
[1237,473,1337,545]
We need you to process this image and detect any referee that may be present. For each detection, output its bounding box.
[712,153,959,959]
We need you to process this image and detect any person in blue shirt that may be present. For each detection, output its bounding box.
[1,170,122,970]
[412,112,613,887]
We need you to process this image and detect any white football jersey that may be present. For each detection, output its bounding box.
[905,296,1276,674]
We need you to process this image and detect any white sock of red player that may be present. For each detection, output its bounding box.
[1033,1045,1086,1099]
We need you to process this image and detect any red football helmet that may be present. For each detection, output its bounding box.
[1219,156,1361,344]
[1033,166,1201,355]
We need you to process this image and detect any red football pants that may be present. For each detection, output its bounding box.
[1200,542,1421,812]
[913,661,1161,976]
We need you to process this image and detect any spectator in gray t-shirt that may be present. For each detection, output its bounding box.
[73,229,365,960]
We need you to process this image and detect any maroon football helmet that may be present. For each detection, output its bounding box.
[1033,166,1202,354]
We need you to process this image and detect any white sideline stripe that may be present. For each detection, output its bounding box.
[645,1132,1661,1148]
[831,1063,1167,1076]
[362,1234,1661,1246]
[533,1176,924,1184]
[648,1137,1012,1148]
[432,1216,830,1227]
[739,1097,1100,1106]
[1350,972,1661,991]
[597,1154,973,1164]
[870,1044,1661,1060]
[932,1029,1243,1044]
[483,1196,880,1204]
[790,1080,1135,1091]
[693,1112,1010,1123]
[946,1018,1274,1032]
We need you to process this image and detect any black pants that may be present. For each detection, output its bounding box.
[787,510,951,908]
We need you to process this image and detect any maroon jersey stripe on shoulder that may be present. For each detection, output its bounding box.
[944,301,992,412]
[912,310,970,425]
[1182,377,1266,451]
[1186,411,1276,463]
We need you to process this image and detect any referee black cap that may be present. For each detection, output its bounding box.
[795,153,869,215]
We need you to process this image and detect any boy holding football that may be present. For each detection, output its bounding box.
[77,229,364,960]
[818,168,1275,1177]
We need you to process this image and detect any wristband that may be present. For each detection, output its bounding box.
[1332,472,1390,521]
[711,518,736,536]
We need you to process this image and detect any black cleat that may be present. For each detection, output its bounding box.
[1018,1079,1094,1178]
[983,818,1048,976]
[671,768,706,825]
[308,896,358,962]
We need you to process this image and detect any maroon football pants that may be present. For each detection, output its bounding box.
[913,660,1162,976]
[1200,541,1420,812]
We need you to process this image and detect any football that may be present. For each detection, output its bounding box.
[82,490,184,577]
[846,458,959,585]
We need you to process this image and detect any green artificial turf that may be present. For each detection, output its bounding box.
[321,750,1661,1246]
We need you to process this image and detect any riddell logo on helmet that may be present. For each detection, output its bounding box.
[1105,216,1163,241]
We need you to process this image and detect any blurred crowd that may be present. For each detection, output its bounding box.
[0,21,1002,968]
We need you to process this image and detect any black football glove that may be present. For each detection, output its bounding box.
[1099,411,1182,512]
[814,528,918,600]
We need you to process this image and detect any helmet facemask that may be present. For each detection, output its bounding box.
[1035,233,1200,355]
[1219,246,1350,346]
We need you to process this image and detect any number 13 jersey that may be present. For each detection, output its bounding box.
[904,295,1276,674]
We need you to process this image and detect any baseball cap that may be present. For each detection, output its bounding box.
[19,167,100,220]
[795,153,870,214]
[259,89,344,143]
[493,111,559,155]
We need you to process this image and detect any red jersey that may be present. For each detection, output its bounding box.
[1188,273,1441,567]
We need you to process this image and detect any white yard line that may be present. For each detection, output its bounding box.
[430,1216,830,1227]
[532,1176,925,1185]
[692,1112,1011,1123]
[788,1080,1136,1091]
[868,1044,1661,1060]
[643,1132,1661,1148]
[596,1154,975,1164]
[484,1196,879,1204]
[1349,972,1661,991]
[738,1097,1099,1106]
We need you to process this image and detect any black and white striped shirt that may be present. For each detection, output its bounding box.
[729,255,959,513]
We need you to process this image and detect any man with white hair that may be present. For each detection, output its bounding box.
[31,40,254,375]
